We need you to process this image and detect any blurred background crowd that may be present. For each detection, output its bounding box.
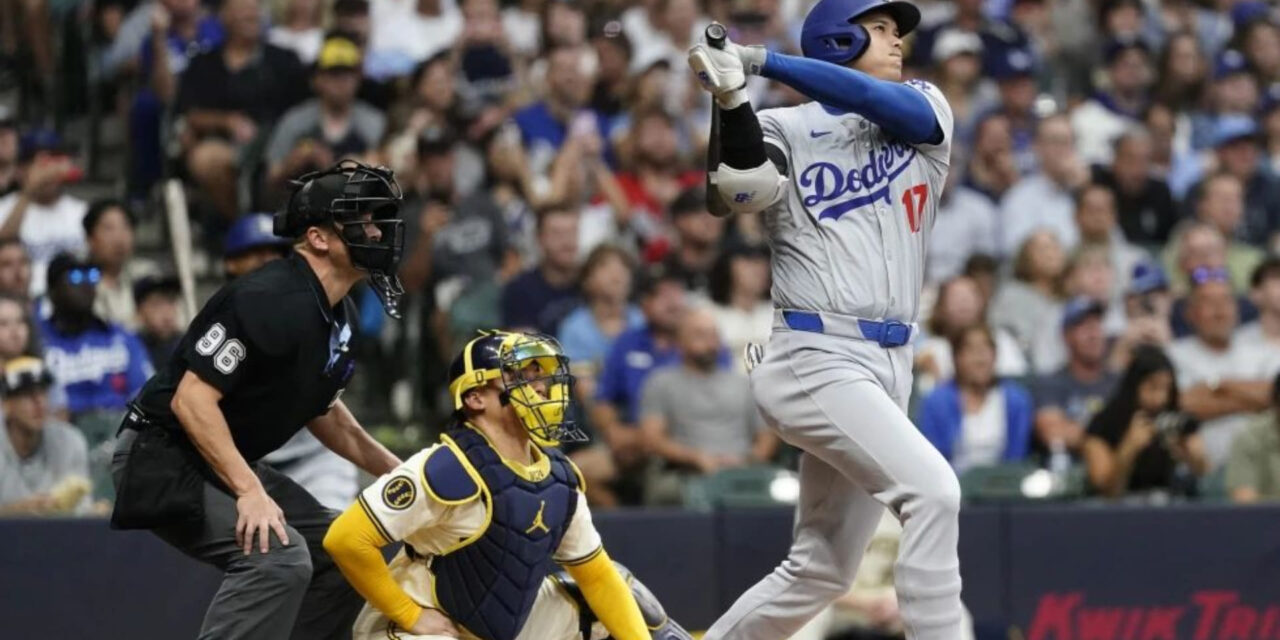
[6,0,1280,571]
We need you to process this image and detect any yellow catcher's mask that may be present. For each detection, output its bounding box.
[447,331,585,447]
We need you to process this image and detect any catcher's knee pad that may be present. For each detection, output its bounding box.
[552,562,694,640]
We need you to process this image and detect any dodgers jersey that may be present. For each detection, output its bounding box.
[756,78,954,324]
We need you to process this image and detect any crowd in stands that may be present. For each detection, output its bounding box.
[7,0,1280,531]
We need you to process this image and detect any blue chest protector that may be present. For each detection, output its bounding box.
[429,426,581,640]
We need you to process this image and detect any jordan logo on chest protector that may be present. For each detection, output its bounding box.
[526,500,550,535]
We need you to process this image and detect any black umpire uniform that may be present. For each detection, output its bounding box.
[109,161,406,640]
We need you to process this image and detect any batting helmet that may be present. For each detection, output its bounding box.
[225,213,290,257]
[801,0,921,65]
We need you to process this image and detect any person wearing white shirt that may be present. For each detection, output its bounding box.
[1074,182,1150,316]
[0,134,87,298]
[268,0,325,64]
[1237,256,1280,377]
[1000,114,1090,256]
[1167,269,1274,469]
[1069,38,1152,166]
[927,183,998,285]
[367,0,461,73]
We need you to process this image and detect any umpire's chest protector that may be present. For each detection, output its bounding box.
[429,427,580,640]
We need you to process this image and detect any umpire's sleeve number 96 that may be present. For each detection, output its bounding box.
[195,323,247,374]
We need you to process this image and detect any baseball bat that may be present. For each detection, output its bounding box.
[704,22,733,218]
[163,178,198,320]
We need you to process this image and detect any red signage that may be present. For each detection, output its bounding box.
[1027,591,1280,640]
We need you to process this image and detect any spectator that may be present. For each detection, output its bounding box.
[1168,267,1275,469]
[1240,17,1280,85]
[928,163,998,283]
[963,254,1001,307]
[960,113,1020,209]
[84,199,156,330]
[589,20,632,120]
[1152,31,1208,115]
[268,0,324,64]
[1062,244,1124,337]
[1001,114,1090,256]
[989,230,1066,373]
[500,205,580,334]
[916,276,1027,389]
[1110,261,1175,370]
[132,276,184,369]
[223,213,291,279]
[1070,37,1153,165]
[0,357,91,516]
[0,129,87,298]
[1143,102,1178,178]
[1030,297,1118,467]
[129,0,222,196]
[264,34,388,197]
[513,44,602,178]
[557,244,642,383]
[663,187,723,296]
[0,293,31,363]
[37,254,153,424]
[930,30,985,139]
[909,0,1032,79]
[384,52,465,175]
[1187,51,1259,153]
[1074,182,1148,307]
[1239,257,1280,374]
[1191,173,1265,284]
[614,110,702,260]
[1182,118,1280,246]
[1225,372,1280,502]
[984,46,1040,175]
[0,238,31,300]
[918,325,1034,474]
[367,0,460,76]
[176,0,307,220]
[707,243,772,362]
[591,266,688,504]
[1165,223,1261,338]
[1090,130,1179,248]
[638,305,776,505]
[1083,345,1207,497]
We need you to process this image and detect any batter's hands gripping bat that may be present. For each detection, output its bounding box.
[704,22,733,218]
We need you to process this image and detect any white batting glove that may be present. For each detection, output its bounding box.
[688,43,748,109]
[726,41,767,76]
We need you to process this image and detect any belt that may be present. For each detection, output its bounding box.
[774,309,915,348]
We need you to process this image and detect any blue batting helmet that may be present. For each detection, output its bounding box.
[225,213,291,257]
[801,0,921,65]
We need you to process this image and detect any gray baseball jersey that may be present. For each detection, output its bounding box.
[756,79,953,323]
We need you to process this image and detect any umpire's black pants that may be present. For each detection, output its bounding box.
[112,429,362,640]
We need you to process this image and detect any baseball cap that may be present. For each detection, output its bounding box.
[46,253,99,292]
[1231,0,1273,28]
[1210,115,1260,148]
[18,128,70,162]
[1128,261,1168,296]
[225,213,290,257]
[932,29,982,64]
[1214,49,1250,80]
[670,186,708,218]
[316,35,362,72]
[0,356,54,397]
[635,263,685,298]
[1102,36,1149,65]
[133,274,182,305]
[1061,296,1105,330]
[989,46,1036,81]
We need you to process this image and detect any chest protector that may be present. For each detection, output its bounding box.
[430,427,580,640]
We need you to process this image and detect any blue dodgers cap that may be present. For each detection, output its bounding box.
[1061,295,1106,330]
[1214,49,1250,80]
[225,213,291,256]
[990,46,1036,81]
[1210,115,1260,148]
[1128,261,1168,296]
[1102,36,1149,65]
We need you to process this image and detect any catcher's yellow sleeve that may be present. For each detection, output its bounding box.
[323,500,424,630]
[563,548,648,640]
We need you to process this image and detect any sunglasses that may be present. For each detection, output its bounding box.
[1190,266,1230,286]
[66,267,101,286]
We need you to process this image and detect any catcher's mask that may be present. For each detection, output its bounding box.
[448,331,587,447]
[275,159,406,318]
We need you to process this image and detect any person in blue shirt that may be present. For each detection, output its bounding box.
[501,205,581,335]
[557,244,644,376]
[37,254,152,422]
[512,44,611,176]
[918,324,1034,474]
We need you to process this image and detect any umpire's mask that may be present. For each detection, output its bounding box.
[277,159,406,318]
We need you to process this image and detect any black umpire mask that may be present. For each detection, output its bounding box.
[276,160,407,318]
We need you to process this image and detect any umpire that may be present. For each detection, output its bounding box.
[110,160,406,639]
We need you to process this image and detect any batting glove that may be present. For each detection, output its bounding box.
[688,43,748,109]
[726,41,767,76]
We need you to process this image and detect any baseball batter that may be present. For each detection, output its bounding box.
[687,1,962,639]
[323,331,691,640]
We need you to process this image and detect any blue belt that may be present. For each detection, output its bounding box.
[778,310,914,348]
